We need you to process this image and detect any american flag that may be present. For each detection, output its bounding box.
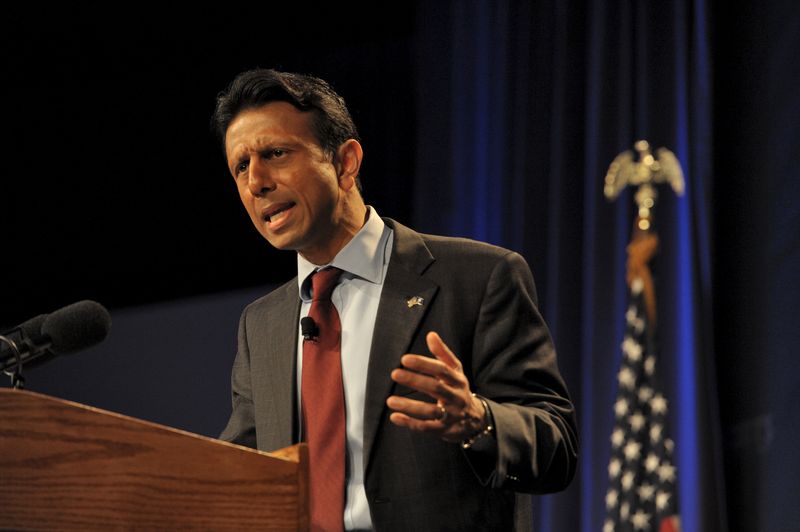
[604,277,680,532]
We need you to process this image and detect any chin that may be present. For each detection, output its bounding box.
[264,234,299,252]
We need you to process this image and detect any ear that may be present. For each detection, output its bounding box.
[334,139,363,191]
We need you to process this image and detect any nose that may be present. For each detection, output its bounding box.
[246,157,276,197]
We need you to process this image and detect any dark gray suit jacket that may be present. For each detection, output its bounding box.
[220,219,578,531]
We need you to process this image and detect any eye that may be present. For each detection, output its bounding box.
[234,161,249,176]
[266,148,287,159]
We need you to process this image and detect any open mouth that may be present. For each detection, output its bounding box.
[262,202,295,224]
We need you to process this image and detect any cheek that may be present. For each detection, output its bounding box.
[300,173,339,209]
[236,182,248,202]
[298,189,332,220]
[237,190,259,219]
[237,183,254,205]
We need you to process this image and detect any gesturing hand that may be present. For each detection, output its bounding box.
[387,331,486,443]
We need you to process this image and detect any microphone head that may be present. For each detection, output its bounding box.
[41,300,112,354]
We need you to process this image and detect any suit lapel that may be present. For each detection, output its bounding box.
[263,281,301,448]
[362,220,438,470]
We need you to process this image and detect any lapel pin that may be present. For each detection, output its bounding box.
[406,296,424,308]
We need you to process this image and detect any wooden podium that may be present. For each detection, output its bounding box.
[0,389,308,530]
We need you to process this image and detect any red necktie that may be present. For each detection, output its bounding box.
[301,267,345,532]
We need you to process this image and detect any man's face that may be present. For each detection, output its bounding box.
[225,102,345,262]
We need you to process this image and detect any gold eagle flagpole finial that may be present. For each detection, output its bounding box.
[604,140,685,231]
[604,140,685,328]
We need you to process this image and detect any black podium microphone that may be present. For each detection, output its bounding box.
[0,300,112,372]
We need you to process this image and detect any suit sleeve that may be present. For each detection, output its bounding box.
[218,308,258,449]
[467,250,578,493]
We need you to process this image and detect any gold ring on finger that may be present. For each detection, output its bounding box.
[436,402,448,422]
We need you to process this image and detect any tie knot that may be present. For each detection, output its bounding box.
[311,267,343,301]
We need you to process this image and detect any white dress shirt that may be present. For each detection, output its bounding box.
[296,207,394,530]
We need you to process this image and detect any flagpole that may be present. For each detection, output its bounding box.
[602,140,684,532]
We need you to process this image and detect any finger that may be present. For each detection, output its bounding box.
[390,368,460,404]
[389,412,446,434]
[389,412,473,442]
[399,354,465,387]
[426,331,462,370]
[386,395,445,421]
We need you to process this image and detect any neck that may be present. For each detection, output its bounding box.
[300,199,368,265]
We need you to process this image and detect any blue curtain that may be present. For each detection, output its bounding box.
[413,1,725,530]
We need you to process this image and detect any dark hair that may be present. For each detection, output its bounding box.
[212,68,362,189]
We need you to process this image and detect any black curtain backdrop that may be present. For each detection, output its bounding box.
[2,2,798,531]
[2,4,417,322]
[413,1,723,530]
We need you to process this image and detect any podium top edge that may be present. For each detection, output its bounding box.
[0,388,304,463]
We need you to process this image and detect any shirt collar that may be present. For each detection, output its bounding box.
[297,206,388,300]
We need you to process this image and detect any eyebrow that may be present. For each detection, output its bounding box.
[230,135,307,159]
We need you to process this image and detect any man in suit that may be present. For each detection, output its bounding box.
[213,69,577,531]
